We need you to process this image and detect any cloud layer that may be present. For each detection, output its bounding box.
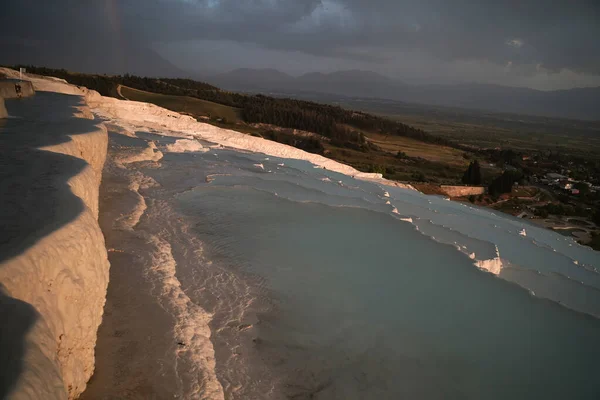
[1,0,599,88]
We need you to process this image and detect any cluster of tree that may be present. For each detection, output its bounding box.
[462,160,483,185]
[534,203,588,218]
[14,65,454,152]
[242,96,348,141]
[488,170,523,196]
[330,108,464,149]
[487,149,519,166]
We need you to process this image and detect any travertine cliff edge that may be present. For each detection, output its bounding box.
[0,76,109,399]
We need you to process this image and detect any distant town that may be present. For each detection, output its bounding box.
[459,150,600,250]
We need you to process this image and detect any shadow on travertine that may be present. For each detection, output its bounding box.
[0,92,101,398]
[0,92,99,263]
[0,287,38,399]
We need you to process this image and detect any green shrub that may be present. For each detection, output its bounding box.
[368,164,387,174]
[462,160,482,185]
[411,171,426,182]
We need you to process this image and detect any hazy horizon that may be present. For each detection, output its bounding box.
[202,66,600,92]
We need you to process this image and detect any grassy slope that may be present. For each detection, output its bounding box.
[120,86,242,122]
[316,93,600,159]
[386,112,600,159]
[120,85,470,184]
[366,131,468,167]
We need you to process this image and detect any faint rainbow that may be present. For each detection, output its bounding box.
[103,0,126,74]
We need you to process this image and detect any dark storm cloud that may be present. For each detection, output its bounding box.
[1,0,599,73]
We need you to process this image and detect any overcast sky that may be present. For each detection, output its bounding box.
[2,0,600,90]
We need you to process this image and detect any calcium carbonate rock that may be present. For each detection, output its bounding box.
[0,86,109,400]
[0,66,414,400]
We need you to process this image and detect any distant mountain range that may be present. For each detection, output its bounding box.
[2,40,598,121]
[211,69,403,101]
[209,69,600,121]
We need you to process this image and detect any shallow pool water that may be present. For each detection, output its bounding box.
[136,144,600,399]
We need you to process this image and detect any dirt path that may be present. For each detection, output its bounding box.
[116,84,128,100]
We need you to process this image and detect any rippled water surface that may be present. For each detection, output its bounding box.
[139,140,600,400]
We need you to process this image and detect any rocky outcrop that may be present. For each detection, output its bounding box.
[0,91,109,399]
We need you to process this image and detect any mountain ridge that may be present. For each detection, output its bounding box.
[208,68,600,121]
